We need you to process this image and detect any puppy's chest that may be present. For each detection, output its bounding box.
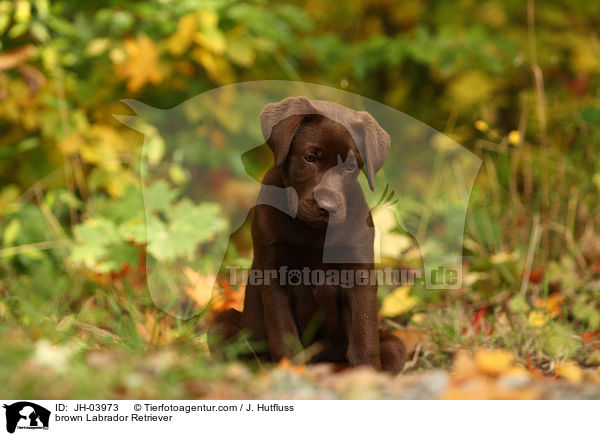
[288,280,342,338]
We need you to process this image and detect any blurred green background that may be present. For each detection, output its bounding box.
[1,0,600,398]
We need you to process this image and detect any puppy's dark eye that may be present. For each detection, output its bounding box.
[304,154,317,164]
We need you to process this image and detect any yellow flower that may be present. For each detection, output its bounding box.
[528,311,549,328]
[508,130,521,145]
[474,120,489,132]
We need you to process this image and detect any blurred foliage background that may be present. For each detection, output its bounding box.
[1,0,600,398]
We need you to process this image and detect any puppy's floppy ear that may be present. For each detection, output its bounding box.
[260,96,317,167]
[350,112,391,191]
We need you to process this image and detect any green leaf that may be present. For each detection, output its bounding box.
[3,218,21,247]
[143,180,178,213]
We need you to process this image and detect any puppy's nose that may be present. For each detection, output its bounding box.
[314,191,339,216]
[317,198,337,215]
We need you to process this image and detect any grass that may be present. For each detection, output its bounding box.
[2,98,600,399]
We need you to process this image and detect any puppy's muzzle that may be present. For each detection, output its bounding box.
[314,188,345,222]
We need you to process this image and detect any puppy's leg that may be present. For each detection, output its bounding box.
[260,286,302,362]
[207,308,242,359]
[345,285,382,370]
[378,329,406,374]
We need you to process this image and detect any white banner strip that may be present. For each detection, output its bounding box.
[0,400,593,436]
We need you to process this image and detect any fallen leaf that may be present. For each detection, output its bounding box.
[452,350,477,380]
[474,349,513,376]
[556,361,583,385]
[441,378,539,400]
[534,294,565,317]
[277,357,305,376]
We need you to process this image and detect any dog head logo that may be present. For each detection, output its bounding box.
[3,402,50,434]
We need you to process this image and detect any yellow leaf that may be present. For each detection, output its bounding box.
[557,361,583,385]
[528,311,549,328]
[198,9,218,28]
[505,364,530,380]
[3,218,21,246]
[474,349,513,375]
[116,34,163,92]
[379,285,417,317]
[14,0,30,23]
[182,267,215,309]
[58,132,85,156]
[452,350,477,380]
[168,13,197,56]
[195,27,226,55]
[85,38,111,57]
[490,250,518,264]
[191,48,234,85]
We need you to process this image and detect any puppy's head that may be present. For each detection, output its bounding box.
[260,96,390,228]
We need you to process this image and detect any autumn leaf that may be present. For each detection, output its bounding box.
[182,267,215,309]
[474,349,513,375]
[210,282,245,315]
[556,361,583,385]
[277,357,306,375]
[534,294,565,317]
[169,13,197,56]
[379,285,417,318]
[191,48,234,85]
[452,350,477,380]
[116,34,163,92]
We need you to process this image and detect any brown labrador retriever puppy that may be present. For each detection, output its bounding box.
[209,97,406,372]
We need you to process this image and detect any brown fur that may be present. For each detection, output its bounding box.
[208,97,406,373]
